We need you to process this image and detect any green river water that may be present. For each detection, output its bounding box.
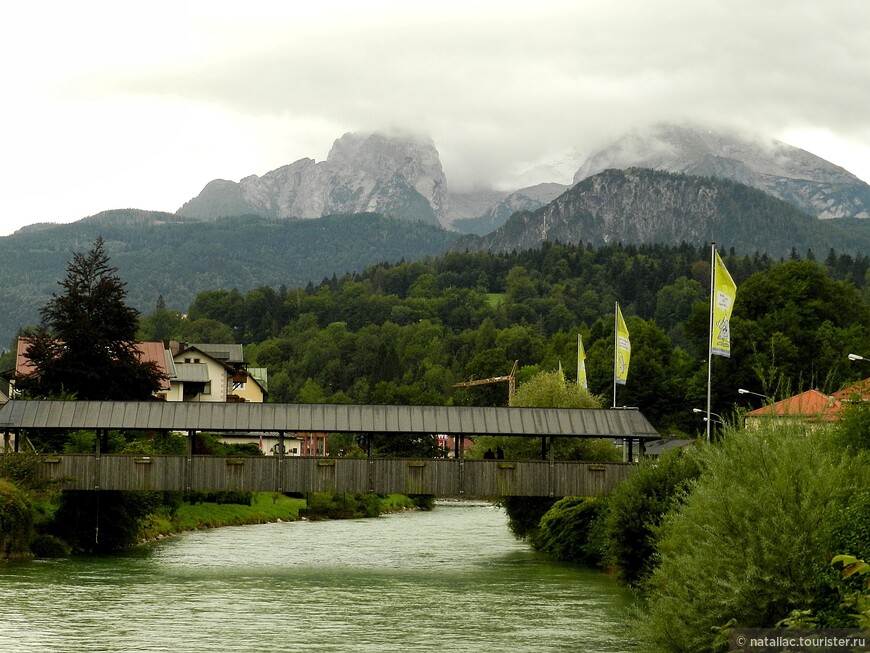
[0,502,640,652]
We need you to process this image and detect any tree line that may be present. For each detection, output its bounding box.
[138,241,870,434]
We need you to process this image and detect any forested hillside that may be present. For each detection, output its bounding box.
[138,242,870,434]
[0,212,460,347]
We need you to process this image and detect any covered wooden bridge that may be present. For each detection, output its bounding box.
[0,400,659,498]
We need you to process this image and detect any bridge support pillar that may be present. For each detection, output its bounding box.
[277,431,285,493]
[366,433,374,493]
[186,430,195,492]
[93,428,103,490]
[548,436,555,497]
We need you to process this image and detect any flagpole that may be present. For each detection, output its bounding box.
[613,301,618,409]
[706,243,715,442]
[577,334,581,388]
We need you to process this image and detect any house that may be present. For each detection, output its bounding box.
[12,337,267,405]
[9,337,342,456]
[220,431,306,456]
[163,341,267,404]
[230,367,268,403]
[742,379,870,428]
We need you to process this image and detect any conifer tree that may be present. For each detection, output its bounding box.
[19,238,162,400]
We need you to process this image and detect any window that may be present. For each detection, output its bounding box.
[203,382,211,395]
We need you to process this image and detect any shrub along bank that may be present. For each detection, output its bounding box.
[519,406,870,650]
[0,472,427,557]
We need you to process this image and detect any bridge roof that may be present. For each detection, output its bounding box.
[0,400,660,440]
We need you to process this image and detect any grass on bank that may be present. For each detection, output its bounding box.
[140,492,417,541]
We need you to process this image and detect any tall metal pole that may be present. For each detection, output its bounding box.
[706,243,715,443]
[612,301,618,409]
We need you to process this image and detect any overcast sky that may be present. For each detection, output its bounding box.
[2,0,869,236]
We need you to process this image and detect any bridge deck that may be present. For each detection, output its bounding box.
[0,400,655,497]
[0,453,633,498]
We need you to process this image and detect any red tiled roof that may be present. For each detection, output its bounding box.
[135,342,171,391]
[746,389,840,421]
[832,377,870,403]
[15,337,37,377]
[15,337,170,391]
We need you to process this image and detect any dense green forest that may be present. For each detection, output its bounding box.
[137,241,870,434]
[0,212,460,346]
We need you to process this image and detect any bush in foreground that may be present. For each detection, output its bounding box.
[638,421,869,652]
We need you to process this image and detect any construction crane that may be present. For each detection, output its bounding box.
[452,360,518,404]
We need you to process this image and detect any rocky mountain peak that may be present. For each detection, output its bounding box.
[177,132,448,226]
[574,124,870,220]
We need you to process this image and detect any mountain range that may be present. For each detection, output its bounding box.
[2,124,869,349]
[457,168,870,258]
[174,123,870,232]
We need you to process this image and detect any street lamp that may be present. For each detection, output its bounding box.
[738,388,769,400]
[848,353,867,362]
[693,407,724,423]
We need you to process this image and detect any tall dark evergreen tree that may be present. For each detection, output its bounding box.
[19,238,162,400]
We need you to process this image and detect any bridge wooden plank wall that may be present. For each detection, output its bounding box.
[0,453,632,498]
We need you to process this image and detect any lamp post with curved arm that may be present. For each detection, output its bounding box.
[693,407,724,425]
[738,388,769,400]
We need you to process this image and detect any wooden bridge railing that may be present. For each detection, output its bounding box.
[0,453,633,498]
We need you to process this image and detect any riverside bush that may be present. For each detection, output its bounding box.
[304,492,383,519]
[601,446,700,585]
[0,452,45,491]
[0,479,33,559]
[49,490,164,553]
[500,496,558,540]
[530,496,605,565]
[637,421,869,652]
[30,533,71,558]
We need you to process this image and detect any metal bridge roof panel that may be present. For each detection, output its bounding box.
[316,403,332,432]
[356,404,374,433]
[121,403,141,428]
[106,402,128,428]
[222,404,241,431]
[279,404,299,432]
[159,403,179,430]
[32,401,55,428]
[514,408,538,435]
[0,400,660,440]
[494,407,514,434]
[401,405,415,432]
[257,404,275,431]
[333,404,351,432]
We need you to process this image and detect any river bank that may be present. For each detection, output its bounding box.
[138,491,419,543]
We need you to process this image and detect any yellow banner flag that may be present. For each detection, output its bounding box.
[615,304,631,385]
[712,250,737,357]
[577,334,588,390]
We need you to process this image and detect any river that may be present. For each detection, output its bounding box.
[0,502,640,652]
